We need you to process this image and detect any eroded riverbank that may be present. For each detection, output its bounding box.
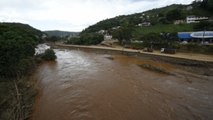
[32,48,213,120]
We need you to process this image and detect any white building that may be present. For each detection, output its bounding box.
[98,30,106,34]
[186,16,208,24]
[138,22,151,27]
[174,20,185,25]
[104,35,112,41]
[186,6,193,11]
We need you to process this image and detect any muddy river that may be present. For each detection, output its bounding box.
[32,48,213,120]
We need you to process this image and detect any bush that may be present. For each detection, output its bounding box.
[65,37,81,44]
[138,32,178,49]
[40,49,57,61]
[193,21,213,31]
[178,43,213,54]
[179,43,200,52]
[204,45,213,54]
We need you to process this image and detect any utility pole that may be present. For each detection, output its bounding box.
[202,27,206,44]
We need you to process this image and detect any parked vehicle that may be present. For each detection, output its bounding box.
[143,47,153,52]
[161,48,176,54]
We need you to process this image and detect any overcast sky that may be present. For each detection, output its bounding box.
[0,0,194,32]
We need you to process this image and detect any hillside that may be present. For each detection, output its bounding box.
[44,30,79,37]
[81,2,213,36]
[0,22,43,41]
[144,4,212,18]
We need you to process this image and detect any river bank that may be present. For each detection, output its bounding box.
[52,43,213,76]
[0,44,56,120]
[52,43,213,62]
[0,77,37,120]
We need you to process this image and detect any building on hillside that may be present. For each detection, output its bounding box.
[137,22,151,27]
[98,30,106,34]
[42,34,47,39]
[112,26,120,30]
[186,6,193,11]
[178,31,213,44]
[186,16,209,24]
[104,35,112,41]
[174,20,185,25]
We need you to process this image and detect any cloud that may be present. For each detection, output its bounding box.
[0,0,194,31]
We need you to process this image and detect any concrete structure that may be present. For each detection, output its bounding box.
[186,16,208,24]
[178,31,213,43]
[186,6,193,11]
[191,31,213,39]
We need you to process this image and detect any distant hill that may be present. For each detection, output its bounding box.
[44,30,79,38]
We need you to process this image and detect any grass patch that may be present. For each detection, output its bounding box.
[134,24,194,36]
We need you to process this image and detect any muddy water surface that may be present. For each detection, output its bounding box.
[32,49,213,120]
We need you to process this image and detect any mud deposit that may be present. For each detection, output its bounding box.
[32,49,213,120]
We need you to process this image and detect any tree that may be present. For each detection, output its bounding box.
[139,32,178,49]
[193,21,213,31]
[158,17,170,24]
[46,36,60,43]
[166,9,184,22]
[193,0,213,11]
[0,23,42,77]
[140,33,162,48]
[80,33,104,45]
[65,33,104,45]
[112,21,134,44]
[206,0,213,11]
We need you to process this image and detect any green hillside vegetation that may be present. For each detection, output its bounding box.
[65,33,104,45]
[78,0,213,45]
[134,24,194,37]
[0,22,43,77]
[82,3,212,35]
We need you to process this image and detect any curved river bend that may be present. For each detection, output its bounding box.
[32,49,213,120]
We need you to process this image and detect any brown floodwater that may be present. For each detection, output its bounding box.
[32,49,213,120]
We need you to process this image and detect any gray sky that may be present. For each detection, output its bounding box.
[0,0,194,31]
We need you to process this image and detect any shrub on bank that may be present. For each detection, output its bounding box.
[178,43,213,54]
[39,49,57,61]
